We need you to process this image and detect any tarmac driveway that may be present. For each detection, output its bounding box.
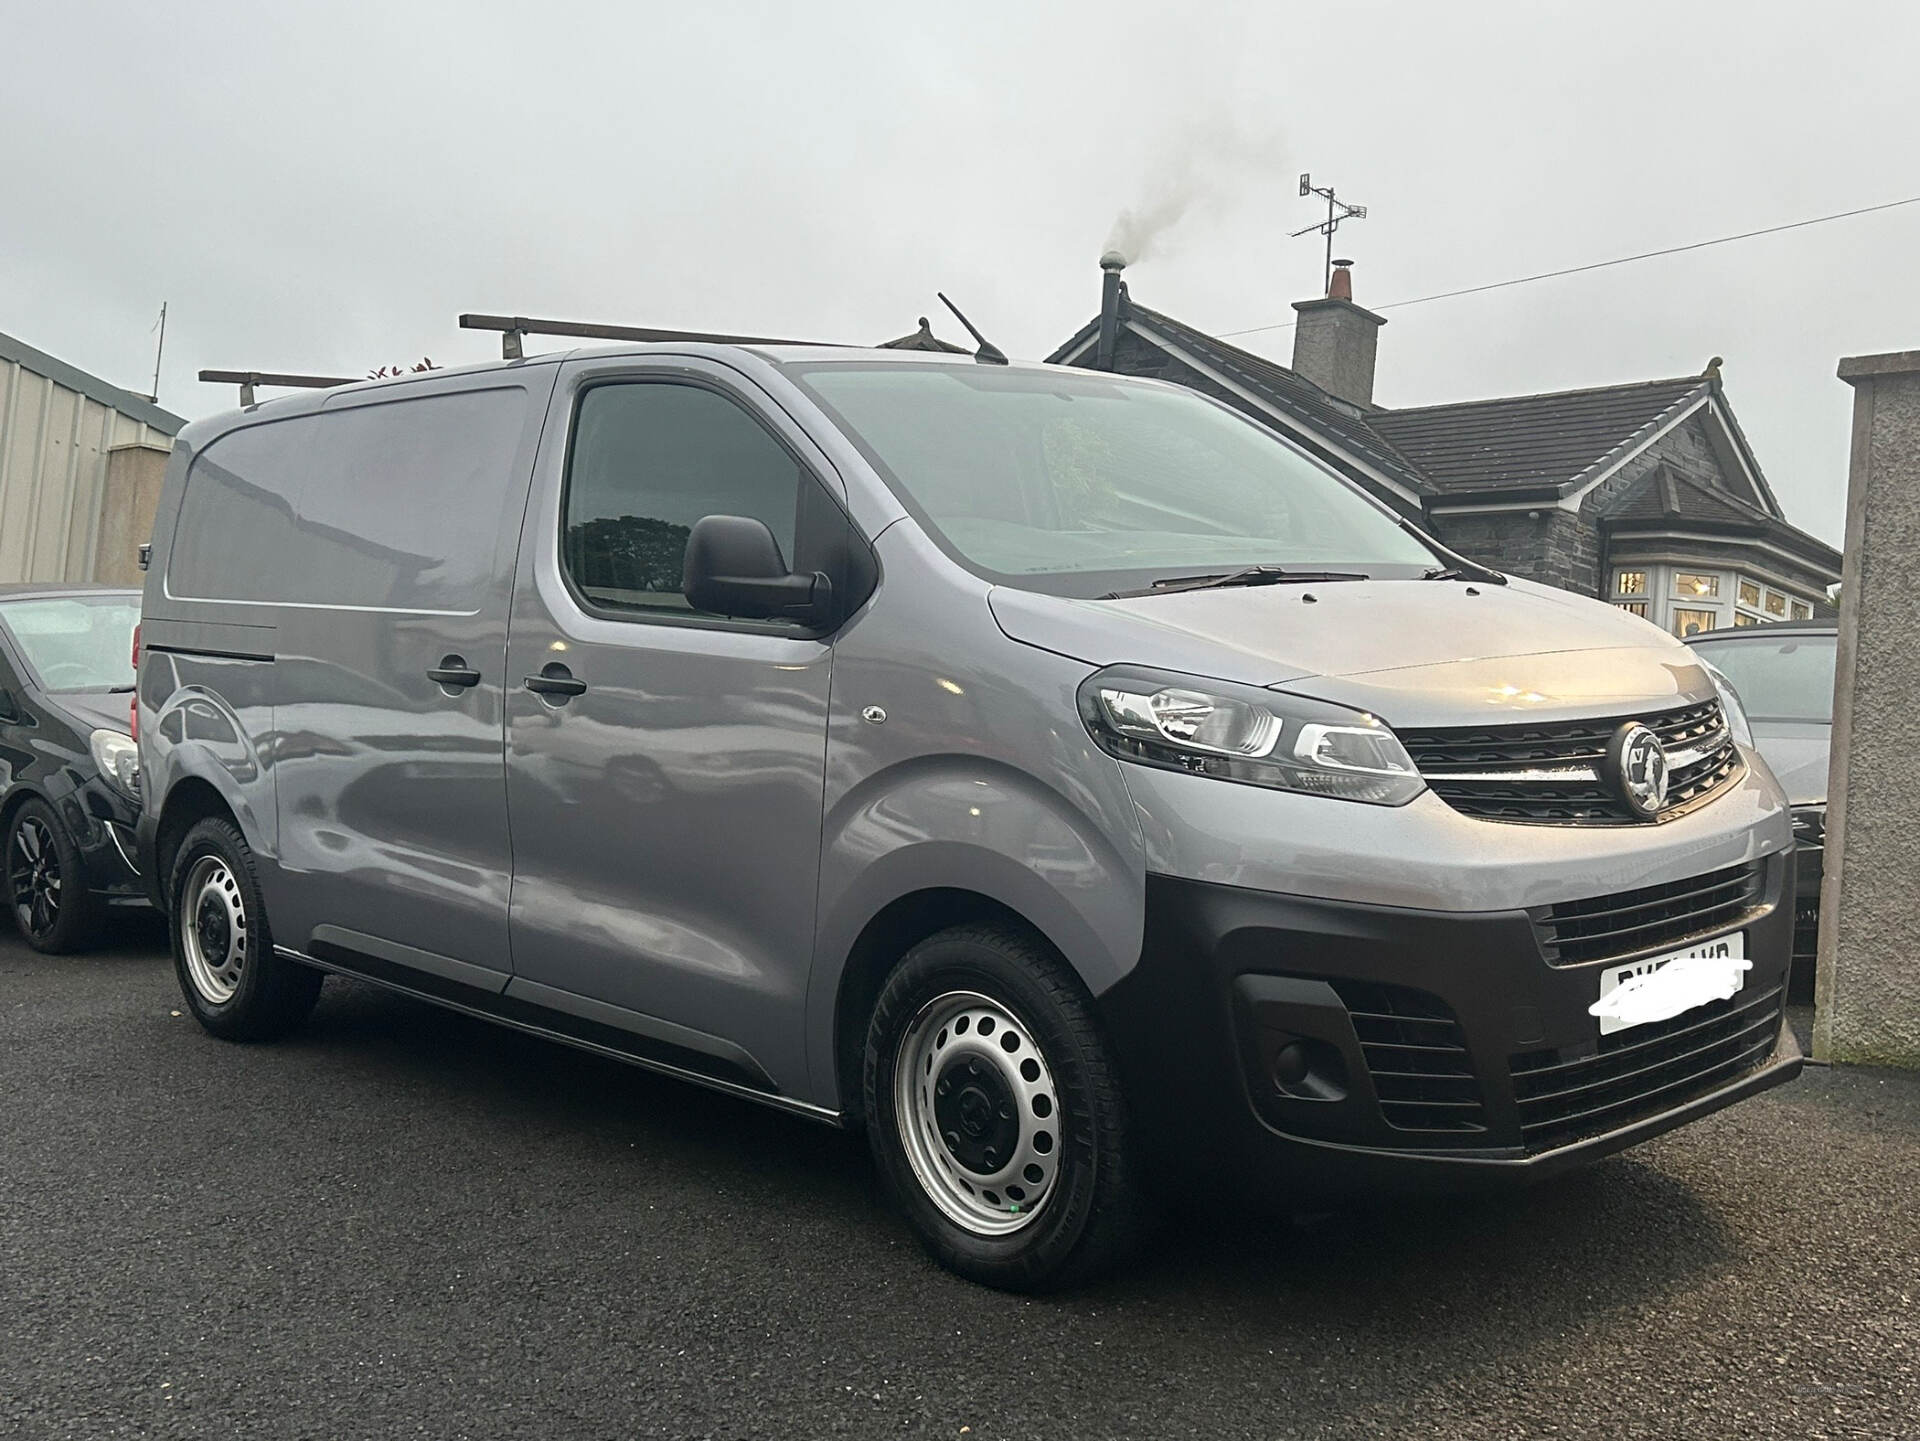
[2,917,1916,1439]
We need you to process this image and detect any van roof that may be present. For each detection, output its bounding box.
[180,343,1066,439]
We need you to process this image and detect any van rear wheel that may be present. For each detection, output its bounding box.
[863,923,1148,1290]
[168,817,321,1041]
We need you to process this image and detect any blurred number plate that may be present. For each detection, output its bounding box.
[1590,934,1749,1037]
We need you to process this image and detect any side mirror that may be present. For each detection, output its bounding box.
[682,515,835,627]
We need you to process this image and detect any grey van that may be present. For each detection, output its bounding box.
[137,345,1800,1289]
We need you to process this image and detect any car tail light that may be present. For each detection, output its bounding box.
[129,624,140,740]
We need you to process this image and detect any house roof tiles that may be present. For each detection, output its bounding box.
[1369,378,1707,495]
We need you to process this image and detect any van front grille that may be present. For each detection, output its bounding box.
[1329,981,1488,1141]
[1534,862,1765,967]
[1401,699,1742,825]
[1509,983,1784,1152]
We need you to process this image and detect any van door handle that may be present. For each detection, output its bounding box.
[524,664,587,698]
[427,656,482,689]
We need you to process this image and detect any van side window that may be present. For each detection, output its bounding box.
[562,382,803,617]
[169,388,529,612]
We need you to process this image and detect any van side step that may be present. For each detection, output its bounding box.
[286,941,840,1126]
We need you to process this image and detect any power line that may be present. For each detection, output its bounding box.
[1216,194,1920,339]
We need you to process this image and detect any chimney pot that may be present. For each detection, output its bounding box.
[1327,260,1354,301]
[1096,253,1128,370]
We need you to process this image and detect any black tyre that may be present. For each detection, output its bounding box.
[168,816,321,1041]
[4,797,102,954]
[863,923,1150,1291]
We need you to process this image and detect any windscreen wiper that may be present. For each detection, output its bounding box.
[1394,517,1508,584]
[1102,565,1370,600]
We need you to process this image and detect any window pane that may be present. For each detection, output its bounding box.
[1738,578,1761,609]
[1791,600,1812,620]
[1734,611,1760,627]
[1689,633,1837,722]
[1613,601,1648,617]
[1674,608,1717,637]
[0,594,140,691]
[785,363,1436,596]
[563,383,802,617]
[1765,590,1787,616]
[1615,570,1647,597]
[173,389,529,610]
[1674,572,1720,599]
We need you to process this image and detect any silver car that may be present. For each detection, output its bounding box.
[135,346,1800,1289]
[1687,619,1837,999]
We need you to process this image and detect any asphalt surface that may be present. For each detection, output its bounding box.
[3,915,1916,1440]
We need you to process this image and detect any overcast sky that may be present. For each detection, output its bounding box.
[5,0,1916,547]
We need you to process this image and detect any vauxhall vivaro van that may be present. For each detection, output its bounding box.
[137,343,1800,1288]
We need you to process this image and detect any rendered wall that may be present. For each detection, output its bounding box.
[1814,351,1920,1067]
[91,443,170,585]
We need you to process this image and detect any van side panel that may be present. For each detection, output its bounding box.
[805,521,1148,1108]
[138,647,279,877]
[138,435,283,888]
[499,356,841,1098]
[140,369,557,977]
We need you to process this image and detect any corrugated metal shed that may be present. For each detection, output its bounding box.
[0,328,186,584]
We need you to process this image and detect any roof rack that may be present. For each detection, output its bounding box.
[198,369,358,407]
[458,313,836,360]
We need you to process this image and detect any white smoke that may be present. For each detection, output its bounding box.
[1104,118,1288,266]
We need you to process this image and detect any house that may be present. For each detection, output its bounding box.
[0,328,184,586]
[1048,257,1841,635]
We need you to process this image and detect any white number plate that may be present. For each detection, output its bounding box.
[1589,933,1749,1036]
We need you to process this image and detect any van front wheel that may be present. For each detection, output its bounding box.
[863,923,1148,1290]
[168,817,321,1041]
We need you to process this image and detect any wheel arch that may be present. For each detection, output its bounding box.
[806,755,1147,1119]
[827,886,1061,1130]
[0,783,49,836]
[153,774,246,902]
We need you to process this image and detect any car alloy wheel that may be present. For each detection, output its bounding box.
[7,813,62,942]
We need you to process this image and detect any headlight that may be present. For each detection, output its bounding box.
[1696,657,1755,749]
[89,728,141,799]
[1079,667,1426,805]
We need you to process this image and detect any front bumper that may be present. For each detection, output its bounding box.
[1098,858,1800,1201]
[53,774,147,905]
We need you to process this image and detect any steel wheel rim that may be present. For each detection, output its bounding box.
[894,989,1062,1237]
[7,815,61,939]
[180,855,248,1004]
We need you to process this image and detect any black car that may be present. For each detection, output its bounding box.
[0,584,146,952]
[1687,618,1837,999]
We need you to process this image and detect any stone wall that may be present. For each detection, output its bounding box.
[1815,351,1920,1068]
[1643,410,1730,491]
[1426,508,1602,595]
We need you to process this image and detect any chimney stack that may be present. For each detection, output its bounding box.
[1290,259,1385,408]
[1096,251,1127,370]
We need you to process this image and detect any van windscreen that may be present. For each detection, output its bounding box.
[784,363,1436,596]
